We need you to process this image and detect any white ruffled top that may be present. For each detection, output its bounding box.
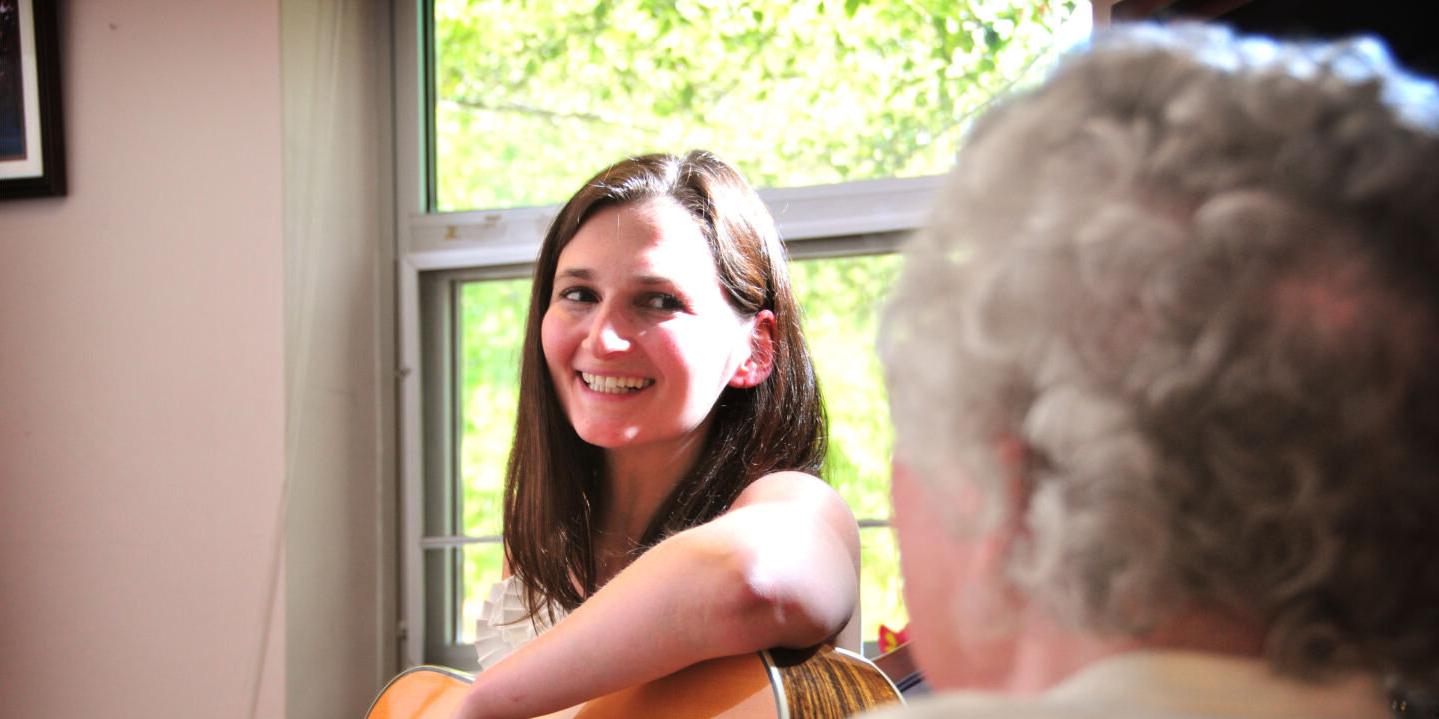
[473,576,568,670]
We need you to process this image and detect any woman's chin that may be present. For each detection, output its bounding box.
[573,425,643,449]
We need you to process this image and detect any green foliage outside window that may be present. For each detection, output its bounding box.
[457,277,529,541]
[434,0,1082,211]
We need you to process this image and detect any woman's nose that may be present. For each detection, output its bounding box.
[585,305,632,356]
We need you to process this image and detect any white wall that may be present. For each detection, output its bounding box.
[0,2,286,716]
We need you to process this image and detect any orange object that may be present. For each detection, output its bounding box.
[365,666,470,719]
[877,623,910,655]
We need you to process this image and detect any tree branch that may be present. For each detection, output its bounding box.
[443,96,658,133]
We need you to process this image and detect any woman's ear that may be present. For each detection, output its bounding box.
[729,309,776,388]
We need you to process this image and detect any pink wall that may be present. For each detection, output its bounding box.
[0,2,286,716]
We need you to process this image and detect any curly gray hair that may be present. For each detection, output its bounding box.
[881,24,1439,688]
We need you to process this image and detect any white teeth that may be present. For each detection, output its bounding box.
[580,372,653,394]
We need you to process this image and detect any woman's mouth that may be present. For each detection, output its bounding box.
[579,371,654,395]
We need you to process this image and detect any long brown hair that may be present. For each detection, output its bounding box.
[503,151,827,617]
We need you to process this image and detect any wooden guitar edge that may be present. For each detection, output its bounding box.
[363,664,474,719]
[757,650,790,719]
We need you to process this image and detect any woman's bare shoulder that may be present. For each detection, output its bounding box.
[730,470,857,537]
[734,470,839,505]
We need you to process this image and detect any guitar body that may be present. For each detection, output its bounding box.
[365,646,902,719]
[365,665,470,719]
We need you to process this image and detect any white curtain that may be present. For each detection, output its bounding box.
[269,0,396,716]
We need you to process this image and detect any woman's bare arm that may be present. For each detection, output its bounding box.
[453,471,859,719]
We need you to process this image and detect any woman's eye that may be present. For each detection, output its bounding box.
[557,287,596,303]
[641,293,685,311]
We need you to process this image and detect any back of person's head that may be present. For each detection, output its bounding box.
[881,24,1439,689]
[507,151,826,612]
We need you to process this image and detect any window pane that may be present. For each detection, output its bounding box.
[456,277,530,647]
[790,252,904,647]
[434,0,1086,211]
[791,253,900,516]
[458,277,531,539]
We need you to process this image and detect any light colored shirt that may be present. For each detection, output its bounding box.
[472,576,567,670]
[861,650,1390,719]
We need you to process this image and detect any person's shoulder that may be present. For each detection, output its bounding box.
[734,470,848,513]
[725,472,857,546]
[743,469,826,495]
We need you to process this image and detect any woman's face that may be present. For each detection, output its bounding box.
[541,199,760,455]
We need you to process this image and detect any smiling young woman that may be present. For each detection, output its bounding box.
[452,151,862,719]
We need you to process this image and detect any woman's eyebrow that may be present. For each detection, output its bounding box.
[554,268,681,289]
[633,274,674,287]
[555,268,592,281]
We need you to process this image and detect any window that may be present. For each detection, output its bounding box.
[396,0,1089,668]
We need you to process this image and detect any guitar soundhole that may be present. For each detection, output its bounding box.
[766,645,821,667]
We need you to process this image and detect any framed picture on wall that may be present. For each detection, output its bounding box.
[1,0,65,199]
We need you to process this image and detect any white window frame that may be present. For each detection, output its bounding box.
[393,0,973,668]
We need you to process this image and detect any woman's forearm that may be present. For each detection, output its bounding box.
[455,530,760,718]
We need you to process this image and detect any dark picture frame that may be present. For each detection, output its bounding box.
[1,0,64,199]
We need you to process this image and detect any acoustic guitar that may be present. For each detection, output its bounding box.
[365,645,902,719]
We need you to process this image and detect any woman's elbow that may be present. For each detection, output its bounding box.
[723,542,857,650]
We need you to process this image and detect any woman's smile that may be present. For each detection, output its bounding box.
[578,371,655,395]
